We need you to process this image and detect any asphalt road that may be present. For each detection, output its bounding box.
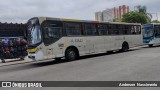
[1,46,160,90]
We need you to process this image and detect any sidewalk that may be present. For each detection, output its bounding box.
[0,57,33,67]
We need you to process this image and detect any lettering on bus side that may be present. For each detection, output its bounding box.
[71,39,83,43]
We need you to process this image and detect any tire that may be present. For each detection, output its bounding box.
[20,56,25,60]
[121,42,129,52]
[149,44,153,47]
[1,58,5,63]
[65,48,78,61]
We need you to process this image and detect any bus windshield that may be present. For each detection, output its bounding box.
[143,25,154,38]
[27,18,42,46]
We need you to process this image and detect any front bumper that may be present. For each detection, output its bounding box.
[28,50,44,61]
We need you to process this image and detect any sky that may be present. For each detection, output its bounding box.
[0,0,159,23]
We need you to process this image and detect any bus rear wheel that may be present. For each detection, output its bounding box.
[149,44,153,47]
[65,48,78,61]
[20,56,25,60]
[1,58,5,63]
[121,42,129,52]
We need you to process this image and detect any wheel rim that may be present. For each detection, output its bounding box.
[69,50,76,60]
[123,44,128,51]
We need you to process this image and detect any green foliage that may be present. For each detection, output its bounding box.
[152,20,160,23]
[122,11,148,24]
[113,18,122,22]
[135,5,152,23]
[136,5,147,14]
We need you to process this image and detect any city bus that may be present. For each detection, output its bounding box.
[27,17,142,61]
[143,23,160,47]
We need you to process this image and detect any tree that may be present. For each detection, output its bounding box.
[135,5,152,23]
[122,11,148,24]
[152,20,160,23]
[113,18,122,22]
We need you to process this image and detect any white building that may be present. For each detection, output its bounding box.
[95,12,103,21]
[95,5,129,22]
[102,8,114,22]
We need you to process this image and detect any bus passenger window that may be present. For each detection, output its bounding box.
[108,25,112,35]
[42,21,63,45]
[137,26,141,34]
[115,25,119,35]
[65,23,81,36]
[131,25,141,35]
[84,24,97,35]
[98,24,108,35]
[119,25,125,35]
[154,25,160,36]
[131,26,136,34]
[44,27,62,39]
[126,26,132,35]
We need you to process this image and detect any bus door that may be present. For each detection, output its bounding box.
[154,25,160,44]
[42,21,63,59]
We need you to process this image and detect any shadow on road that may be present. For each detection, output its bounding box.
[33,49,138,67]
[0,48,141,72]
[142,45,160,49]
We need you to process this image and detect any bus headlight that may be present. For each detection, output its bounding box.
[27,48,39,53]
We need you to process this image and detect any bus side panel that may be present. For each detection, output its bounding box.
[64,37,87,56]
[85,36,95,53]
[105,36,118,51]
[93,36,106,53]
[44,39,63,59]
[124,35,143,48]
[149,36,160,45]
[115,36,125,49]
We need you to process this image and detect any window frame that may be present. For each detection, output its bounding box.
[97,24,109,35]
[83,23,98,36]
[64,22,82,36]
[42,20,63,46]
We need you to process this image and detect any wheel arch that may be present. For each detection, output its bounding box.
[65,46,79,57]
[122,41,129,49]
[122,41,129,45]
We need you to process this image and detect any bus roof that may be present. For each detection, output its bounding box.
[36,17,141,25]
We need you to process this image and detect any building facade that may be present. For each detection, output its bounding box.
[95,5,129,22]
[95,12,103,21]
[102,8,114,22]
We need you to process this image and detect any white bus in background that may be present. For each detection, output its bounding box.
[27,17,142,61]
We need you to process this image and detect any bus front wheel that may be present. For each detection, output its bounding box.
[65,48,78,61]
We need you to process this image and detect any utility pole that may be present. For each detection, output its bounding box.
[156,13,158,21]
[153,13,158,21]
[150,13,159,22]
